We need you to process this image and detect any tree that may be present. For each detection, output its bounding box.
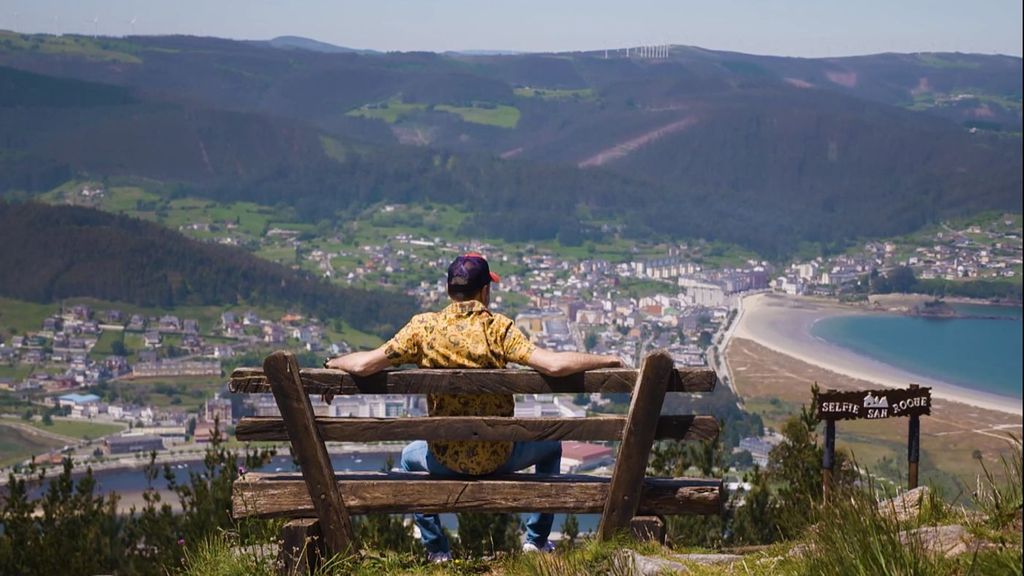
[560,513,579,549]
[455,512,521,557]
[41,413,53,426]
[730,466,778,545]
[353,455,416,553]
[698,331,713,348]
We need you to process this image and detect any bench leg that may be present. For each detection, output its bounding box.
[278,519,323,576]
[630,515,666,545]
[598,351,674,540]
[265,351,357,556]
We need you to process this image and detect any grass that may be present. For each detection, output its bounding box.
[28,418,125,440]
[617,278,679,299]
[320,135,372,163]
[0,297,61,336]
[179,533,674,576]
[324,321,383,351]
[92,329,125,356]
[170,435,1023,576]
[346,98,521,128]
[346,99,427,123]
[0,365,33,382]
[434,104,521,128]
[0,31,142,63]
[0,422,65,467]
[103,375,224,412]
[513,87,596,101]
[916,53,981,70]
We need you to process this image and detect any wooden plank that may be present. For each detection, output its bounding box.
[264,351,356,556]
[232,472,722,517]
[278,519,322,576]
[235,415,719,442]
[229,366,716,395]
[598,350,675,540]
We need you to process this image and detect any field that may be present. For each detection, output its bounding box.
[725,337,1023,493]
[0,297,61,336]
[0,31,142,63]
[434,103,520,128]
[40,183,302,242]
[0,422,64,467]
[345,99,427,123]
[91,329,125,356]
[514,87,596,101]
[105,375,224,412]
[28,418,125,440]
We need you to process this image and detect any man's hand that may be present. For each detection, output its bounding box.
[322,348,390,375]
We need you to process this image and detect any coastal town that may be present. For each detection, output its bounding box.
[0,197,1020,481]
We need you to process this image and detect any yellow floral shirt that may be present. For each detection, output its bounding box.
[384,300,535,475]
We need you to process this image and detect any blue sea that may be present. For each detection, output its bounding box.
[811,304,1023,399]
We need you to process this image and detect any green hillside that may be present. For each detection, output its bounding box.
[0,201,417,337]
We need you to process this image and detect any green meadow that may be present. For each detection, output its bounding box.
[346,99,427,123]
[514,87,596,101]
[27,418,125,440]
[434,103,520,128]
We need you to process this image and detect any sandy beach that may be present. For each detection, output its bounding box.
[731,293,1022,416]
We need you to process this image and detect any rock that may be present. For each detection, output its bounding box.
[671,553,744,565]
[621,551,689,575]
[787,542,812,558]
[899,524,996,557]
[879,486,930,522]
[619,550,745,575]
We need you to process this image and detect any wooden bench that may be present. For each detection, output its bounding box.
[229,349,723,571]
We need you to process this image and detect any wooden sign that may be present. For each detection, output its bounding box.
[817,384,930,496]
[816,387,931,421]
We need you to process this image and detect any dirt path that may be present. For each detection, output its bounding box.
[578,115,699,168]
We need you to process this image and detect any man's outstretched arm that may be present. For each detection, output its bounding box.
[325,345,391,376]
[526,348,622,378]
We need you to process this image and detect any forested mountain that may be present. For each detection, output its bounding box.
[0,202,417,337]
[0,31,1019,256]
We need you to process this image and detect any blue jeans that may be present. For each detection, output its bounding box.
[399,440,562,553]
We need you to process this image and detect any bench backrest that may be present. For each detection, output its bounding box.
[229,350,720,556]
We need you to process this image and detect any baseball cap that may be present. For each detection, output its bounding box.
[447,252,501,293]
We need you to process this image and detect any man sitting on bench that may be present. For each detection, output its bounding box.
[326,252,622,562]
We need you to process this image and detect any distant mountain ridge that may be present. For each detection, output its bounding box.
[0,32,1019,257]
[261,35,374,54]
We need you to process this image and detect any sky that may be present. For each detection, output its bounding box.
[2,0,1021,58]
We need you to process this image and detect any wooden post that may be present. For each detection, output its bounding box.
[598,350,674,540]
[630,516,666,545]
[822,418,836,501]
[908,385,920,490]
[265,351,356,557]
[278,519,323,576]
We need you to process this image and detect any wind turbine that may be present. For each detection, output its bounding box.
[91,16,99,38]
[129,17,137,36]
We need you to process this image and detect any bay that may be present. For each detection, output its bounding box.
[811,304,1023,399]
